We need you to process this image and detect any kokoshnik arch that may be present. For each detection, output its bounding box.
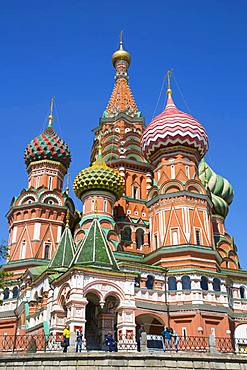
[0,35,246,349]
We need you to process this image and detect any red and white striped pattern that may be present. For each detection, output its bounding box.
[142,94,208,160]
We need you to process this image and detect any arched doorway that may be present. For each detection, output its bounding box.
[85,293,101,350]
[135,314,165,335]
[85,293,120,350]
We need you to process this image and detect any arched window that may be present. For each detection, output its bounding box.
[213,278,221,292]
[121,227,132,243]
[12,286,19,299]
[171,165,175,179]
[36,176,40,188]
[44,244,50,260]
[136,228,144,249]
[146,275,154,290]
[185,165,190,179]
[168,276,177,291]
[48,176,53,190]
[240,286,246,299]
[200,276,209,291]
[195,229,201,245]
[132,183,140,199]
[181,276,191,290]
[91,198,95,212]
[154,234,158,249]
[104,199,107,213]
[20,240,26,259]
[3,288,10,300]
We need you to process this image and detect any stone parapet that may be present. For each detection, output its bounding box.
[0,352,247,370]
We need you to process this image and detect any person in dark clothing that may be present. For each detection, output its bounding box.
[161,326,172,351]
[104,333,116,352]
[76,329,83,352]
[137,325,145,352]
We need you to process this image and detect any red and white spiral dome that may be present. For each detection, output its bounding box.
[142,92,208,162]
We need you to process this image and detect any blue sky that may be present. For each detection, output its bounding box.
[1,1,247,268]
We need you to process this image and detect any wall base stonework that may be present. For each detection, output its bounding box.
[0,352,247,370]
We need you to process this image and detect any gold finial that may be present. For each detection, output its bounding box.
[166,69,173,96]
[66,209,70,227]
[48,96,55,127]
[112,32,131,67]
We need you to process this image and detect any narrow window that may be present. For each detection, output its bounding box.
[154,234,158,249]
[171,165,175,179]
[33,223,41,240]
[182,327,187,338]
[133,185,139,199]
[136,228,144,249]
[44,244,50,260]
[91,199,95,212]
[57,226,62,243]
[240,286,246,299]
[20,240,26,259]
[146,275,154,290]
[3,288,9,300]
[12,226,17,244]
[12,287,19,299]
[185,165,190,179]
[36,176,40,189]
[104,199,107,213]
[168,276,177,291]
[200,276,209,291]
[48,176,53,190]
[195,229,201,245]
[181,275,191,290]
[213,278,221,292]
[171,228,179,245]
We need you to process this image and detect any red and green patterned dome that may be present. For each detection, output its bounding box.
[24,126,71,169]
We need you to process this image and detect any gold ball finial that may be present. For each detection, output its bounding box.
[112,31,131,67]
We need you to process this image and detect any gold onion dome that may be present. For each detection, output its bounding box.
[73,150,125,201]
[112,32,131,67]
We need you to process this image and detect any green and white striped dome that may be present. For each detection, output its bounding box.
[199,159,234,218]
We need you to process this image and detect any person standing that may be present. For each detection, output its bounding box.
[162,327,172,351]
[63,325,70,353]
[104,333,116,352]
[76,328,83,353]
[172,330,179,352]
[136,325,144,352]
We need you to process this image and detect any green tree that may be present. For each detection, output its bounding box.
[0,240,9,290]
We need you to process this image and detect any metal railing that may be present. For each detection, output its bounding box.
[0,334,246,354]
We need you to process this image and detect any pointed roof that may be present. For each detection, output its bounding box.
[105,78,139,117]
[72,218,119,270]
[48,223,75,271]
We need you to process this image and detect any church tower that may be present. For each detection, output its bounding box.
[142,75,217,271]
[6,99,73,277]
[90,34,151,254]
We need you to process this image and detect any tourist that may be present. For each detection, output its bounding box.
[162,326,172,351]
[104,333,116,352]
[76,328,83,352]
[172,330,179,352]
[137,325,145,352]
[63,325,70,353]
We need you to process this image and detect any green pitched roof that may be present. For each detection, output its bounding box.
[48,225,75,271]
[71,218,119,270]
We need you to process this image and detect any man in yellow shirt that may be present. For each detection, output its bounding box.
[63,325,70,353]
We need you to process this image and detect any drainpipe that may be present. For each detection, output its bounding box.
[13,279,22,353]
[162,268,169,327]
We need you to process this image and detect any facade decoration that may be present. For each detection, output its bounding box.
[0,36,246,351]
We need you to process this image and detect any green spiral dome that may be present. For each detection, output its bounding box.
[73,154,125,200]
[199,159,234,218]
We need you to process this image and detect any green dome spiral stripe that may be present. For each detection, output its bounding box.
[199,159,234,218]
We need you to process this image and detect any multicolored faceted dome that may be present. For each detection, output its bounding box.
[74,152,125,200]
[142,92,208,161]
[24,126,71,169]
[199,159,234,218]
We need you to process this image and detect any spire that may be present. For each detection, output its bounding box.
[48,97,55,127]
[48,215,75,271]
[112,31,131,69]
[71,218,119,270]
[165,70,175,109]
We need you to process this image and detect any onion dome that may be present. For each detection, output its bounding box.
[24,98,71,169]
[142,83,208,162]
[112,31,131,67]
[73,147,124,200]
[199,159,234,218]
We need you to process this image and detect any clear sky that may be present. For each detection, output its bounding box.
[1,1,247,268]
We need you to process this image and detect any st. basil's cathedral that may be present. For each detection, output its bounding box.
[0,36,247,350]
